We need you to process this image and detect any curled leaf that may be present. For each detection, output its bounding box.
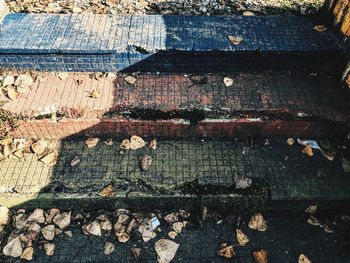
[58,72,69,80]
[120,139,131,150]
[217,243,235,258]
[313,25,327,32]
[302,145,313,157]
[248,213,267,231]
[228,36,243,45]
[253,249,268,263]
[236,229,249,246]
[130,135,146,150]
[7,87,19,100]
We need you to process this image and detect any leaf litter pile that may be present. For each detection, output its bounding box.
[0,205,349,262]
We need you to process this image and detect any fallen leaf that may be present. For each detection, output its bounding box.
[27,208,45,224]
[287,138,295,145]
[313,25,327,32]
[120,139,131,150]
[104,241,115,255]
[107,73,117,78]
[248,213,267,231]
[130,135,146,150]
[20,247,33,260]
[7,87,19,100]
[85,138,99,148]
[3,236,23,258]
[236,229,249,246]
[53,212,71,230]
[86,220,102,236]
[14,74,33,89]
[89,89,101,98]
[228,36,243,45]
[0,206,10,226]
[19,232,32,248]
[223,77,233,87]
[149,139,157,150]
[299,254,312,263]
[98,184,114,197]
[31,140,48,155]
[124,75,137,85]
[131,247,142,260]
[302,145,313,157]
[117,232,130,243]
[155,239,179,263]
[58,72,69,80]
[41,225,55,241]
[139,154,153,171]
[64,231,73,237]
[164,212,179,223]
[243,11,255,16]
[307,215,320,226]
[100,218,113,231]
[39,152,58,166]
[304,205,317,214]
[70,156,80,167]
[217,243,235,259]
[172,222,184,234]
[103,139,113,146]
[44,243,55,256]
[3,75,15,86]
[253,249,268,263]
[168,231,177,239]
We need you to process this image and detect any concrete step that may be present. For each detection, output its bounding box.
[0,14,345,72]
[1,137,349,211]
[2,72,350,139]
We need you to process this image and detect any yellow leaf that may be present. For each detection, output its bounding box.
[313,25,327,32]
[228,36,243,45]
[98,184,114,197]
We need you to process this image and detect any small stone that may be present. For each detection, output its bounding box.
[234,174,252,189]
[20,246,34,261]
[155,239,179,263]
[172,222,183,234]
[85,138,99,148]
[227,36,243,45]
[124,75,137,85]
[130,135,146,150]
[149,139,157,150]
[243,11,255,16]
[287,138,295,145]
[14,213,27,229]
[3,236,23,258]
[139,154,153,171]
[58,72,69,80]
[41,225,55,241]
[217,243,235,259]
[14,74,33,90]
[45,208,60,224]
[70,156,80,167]
[104,241,115,255]
[2,75,15,86]
[168,231,177,239]
[39,151,58,166]
[53,212,71,230]
[86,220,102,236]
[248,213,267,231]
[7,87,19,100]
[120,139,131,150]
[223,77,233,87]
[44,243,55,256]
[27,208,45,224]
[131,247,142,260]
[98,184,114,197]
[31,140,48,155]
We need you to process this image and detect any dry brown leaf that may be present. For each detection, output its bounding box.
[304,205,317,214]
[41,225,55,241]
[58,72,69,80]
[172,222,184,234]
[320,149,335,161]
[130,135,146,150]
[253,249,268,263]
[85,138,99,148]
[223,77,233,87]
[149,139,157,150]
[228,36,243,45]
[7,87,19,100]
[44,243,55,256]
[0,206,9,226]
[98,184,114,197]
[3,236,23,258]
[243,11,255,16]
[104,241,115,255]
[168,231,177,239]
[299,254,312,263]
[2,75,15,87]
[31,140,48,155]
[287,138,295,145]
[86,220,102,236]
[236,229,249,246]
[89,89,101,98]
[120,139,131,150]
[217,243,235,259]
[124,75,137,85]
[155,239,180,263]
[313,25,327,32]
[27,208,45,224]
[20,247,33,260]
[248,213,267,231]
[45,208,60,224]
[307,215,320,226]
[302,145,313,157]
[131,247,142,260]
[39,152,58,167]
[14,74,33,89]
[117,232,130,243]
[53,212,71,230]
[74,79,84,86]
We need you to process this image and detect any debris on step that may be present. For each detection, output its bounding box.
[53,212,71,230]
[243,11,255,16]
[14,74,33,90]
[253,249,268,263]
[27,208,45,224]
[168,231,177,239]
[70,156,80,167]
[138,220,156,242]
[2,75,14,87]
[0,206,10,230]
[223,77,233,87]
[45,208,60,224]
[155,239,179,263]
[164,212,179,223]
[130,135,146,150]
[103,139,113,146]
[227,36,243,45]
[85,138,99,148]
[86,220,102,236]
[41,225,55,241]
[305,205,317,214]
[299,254,312,263]
[6,87,19,100]
[307,215,320,226]
[172,222,184,234]
[89,89,101,98]
[287,138,295,145]
[130,247,142,260]
[302,145,314,157]
[124,75,137,85]
[58,72,69,80]
[3,236,23,258]
[234,173,252,189]
[20,246,34,261]
[98,184,114,197]
[149,139,157,150]
[217,243,235,258]
[43,243,55,256]
[313,25,327,32]
[120,139,131,150]
[104,241,115,255]
[39,152,58,166]
[248,213,267,231]
[236,229,249,246]
[151,217,160,231]
[31,140,48,155]
[139,154,153,171]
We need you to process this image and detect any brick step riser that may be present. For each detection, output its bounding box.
[12,118,349,139]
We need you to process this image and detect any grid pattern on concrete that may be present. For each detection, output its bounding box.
[0,138,349,204]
